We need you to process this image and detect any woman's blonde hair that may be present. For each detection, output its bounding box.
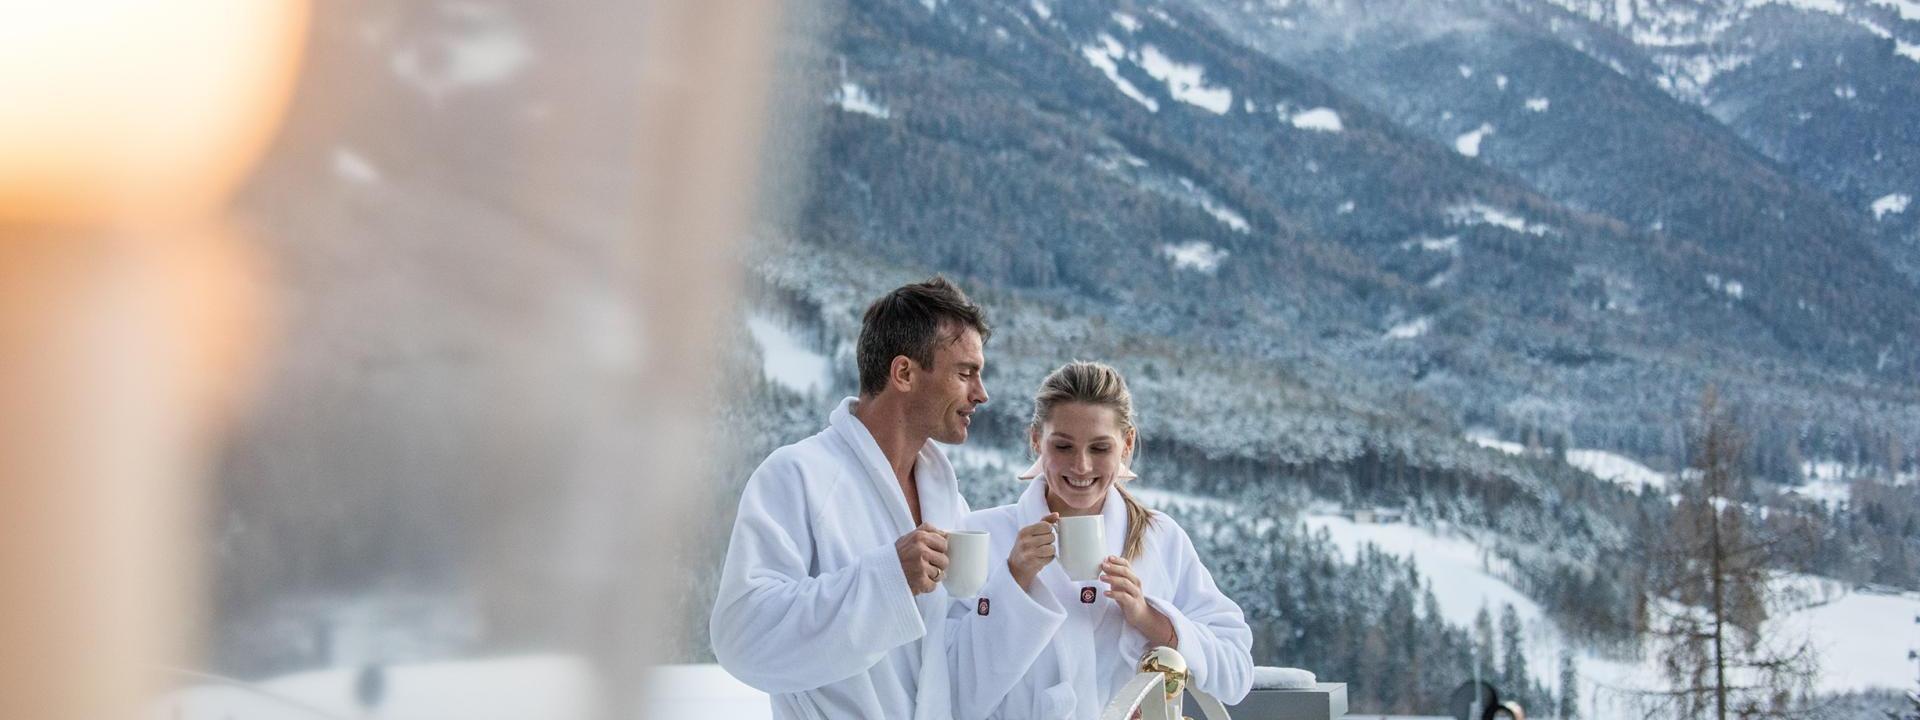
[1029,361,1156,561]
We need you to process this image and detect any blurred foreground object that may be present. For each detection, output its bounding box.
[0,2,309,719]
[2,0,791,716]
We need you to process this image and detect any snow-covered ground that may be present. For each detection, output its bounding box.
[1466,431,1527,456]
[1161,240,1229,273]
[1175,177,1251,233]
[1081,35,1159,112]
[1290,106,1344,132]
[830,82,891,119]
[1304,515,1542,656]
[745,313,833,396]
[1790,459,1857,507]
[1446,202,1552,236]
[1130,485,1238,515]
[1455,124,1494,157]
[1467,432,1671,494]
[940,441,1020,473]
[153,655,597,720]
[641,664,773,720]
[1304,513,1920,716]
[1384,316,1432,340]
[157,660,778,720]
[1136,45,1233,114]
[1564,449,1668,492]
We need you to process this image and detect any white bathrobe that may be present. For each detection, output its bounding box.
[711,398,1067,720]
[961,479,1255,719]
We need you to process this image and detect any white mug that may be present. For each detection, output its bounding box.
[1055,516,1105,582]
[943,530,989,597]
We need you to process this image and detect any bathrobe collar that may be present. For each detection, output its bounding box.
[829,397,961,533]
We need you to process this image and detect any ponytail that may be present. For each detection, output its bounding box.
[1114,483,1155,562]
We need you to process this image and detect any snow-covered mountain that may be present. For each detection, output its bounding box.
[200,1,1920,717]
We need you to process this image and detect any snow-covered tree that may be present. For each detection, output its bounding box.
[1645,386,1816,719]
[1501,604,1530,710]
[1558,651,1579,719]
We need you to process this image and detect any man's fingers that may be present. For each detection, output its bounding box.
[923,548,949,570]
[923,531,948,554]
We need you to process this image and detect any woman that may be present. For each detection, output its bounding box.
[963,361,1253,719]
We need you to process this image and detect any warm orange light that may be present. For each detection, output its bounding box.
[0,1,310,227]
[0,3,305,718]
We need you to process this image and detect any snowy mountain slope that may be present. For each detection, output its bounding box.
[1306,514,1920,702]
[1177,0,1920,381]
[1527,0,1920,279]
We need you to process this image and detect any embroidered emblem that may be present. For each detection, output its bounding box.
[977,598,991,616]
[1080,587,1097,604]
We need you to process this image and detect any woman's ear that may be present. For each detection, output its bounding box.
[1124,427,1137,459]
[1028,425,1041,456]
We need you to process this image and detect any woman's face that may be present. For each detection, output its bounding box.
[1032,402,1134,516]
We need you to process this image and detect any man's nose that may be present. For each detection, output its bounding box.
[972,378,988,405]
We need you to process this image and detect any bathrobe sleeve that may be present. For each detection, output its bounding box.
[709,451,927,694]
[1117,519,1255,704]
[945,513,1068,720]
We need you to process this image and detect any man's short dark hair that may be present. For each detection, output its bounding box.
[857,276,991,396]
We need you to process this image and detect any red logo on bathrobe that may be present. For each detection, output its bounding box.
[1080,587,1097,604]
[977,598,990,616]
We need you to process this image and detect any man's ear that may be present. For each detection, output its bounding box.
[888,355,915,393]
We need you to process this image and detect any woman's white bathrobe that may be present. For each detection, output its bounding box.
[711,398,1068,720]
[960,479,1254,719]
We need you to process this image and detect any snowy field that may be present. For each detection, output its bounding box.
[152,655,597,720]
[154,659,774,720]
[1304,514,1920,715]
[745,312,834,396]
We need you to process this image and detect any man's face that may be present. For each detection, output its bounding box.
[911,326,988,444]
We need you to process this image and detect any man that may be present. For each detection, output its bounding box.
[711,277,1065,719]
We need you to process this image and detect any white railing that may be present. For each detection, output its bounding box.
[1099,647,1232,720]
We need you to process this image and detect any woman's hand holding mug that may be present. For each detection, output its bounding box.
[1102,555,1177,647]
[1007,513,1060,591]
